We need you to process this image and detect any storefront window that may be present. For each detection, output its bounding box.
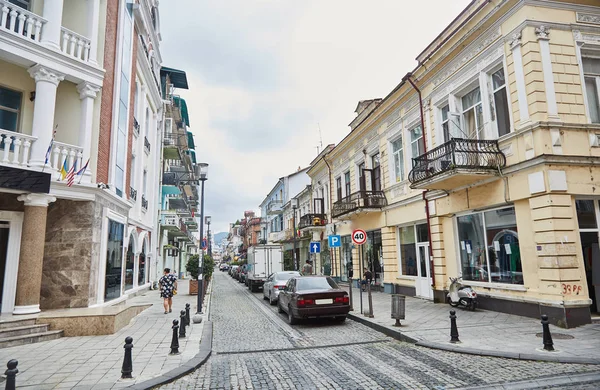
[576,200,597,229]
[340,235,353,282]
[457,207,522,285]
[362,230,382,284]
[105,220,124,301]
[138,242,146,286]
[125,235,134,291]
[398,226,417,276]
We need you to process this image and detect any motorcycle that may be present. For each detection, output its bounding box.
[447,277,477,311]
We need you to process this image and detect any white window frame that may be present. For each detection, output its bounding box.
[579,52,600,124]
[395,221,428,278]
[408,123,424,163]
[344,170,351,197]
[389,134,405,183]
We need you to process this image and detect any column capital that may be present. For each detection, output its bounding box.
[535,25,550,41]
[508,31,522,50]
[28,64,65,86]
[77,81,101,99]
[17,194,56,207]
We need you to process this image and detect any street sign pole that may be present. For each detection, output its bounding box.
[351,229,368,316]
[359,247,363,315]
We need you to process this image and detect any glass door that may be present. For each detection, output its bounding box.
[415,243,433,300]
[576,199,600,314]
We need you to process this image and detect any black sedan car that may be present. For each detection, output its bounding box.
[277,276,350,324]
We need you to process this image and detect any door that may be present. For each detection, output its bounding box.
[415,243,433,300]
[0,223,8,312]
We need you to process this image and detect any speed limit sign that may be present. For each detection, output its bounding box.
[352,229,367,245]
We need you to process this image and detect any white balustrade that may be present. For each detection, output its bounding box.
[0,129,36,168]
[0,0,46,43]
[51,141,83,173]
[60,27,91,62]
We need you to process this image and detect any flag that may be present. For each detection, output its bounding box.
[44,125,58,165]
[191,209,194,218]
[76,159,89,175]
[60,159,68,180]
[66,161,76,187]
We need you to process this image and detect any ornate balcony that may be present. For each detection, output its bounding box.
[408,138,506,190]
[267,199,283,215]
[298,213,327,230]
[332,191,387,219]
[141,195,148,210]
[0,2,46,44]
[129,187,137,201]
[60,27,91,63]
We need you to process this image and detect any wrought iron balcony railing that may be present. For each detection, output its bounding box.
[144,136,151,153]
[133,118,140,135]
[408,138,506,186]
[129,187,137,201]
[332,191,387,219]
[298,213,327,229]
[141,196,148,210]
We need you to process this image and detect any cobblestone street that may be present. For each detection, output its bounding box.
[160,272,600,389]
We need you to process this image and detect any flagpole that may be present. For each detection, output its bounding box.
[77,159,90,184]
[41,125,58,174]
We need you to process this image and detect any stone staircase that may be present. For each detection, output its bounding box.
[0,319,63,348]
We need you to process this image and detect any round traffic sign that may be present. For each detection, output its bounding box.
[352,229,367,245]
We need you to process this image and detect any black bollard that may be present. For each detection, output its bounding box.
[5,359,18,390]
[185,303,191,326]
[121,336,133,379]
[179,310,187,338]
[541,314,554,351]
[450,310,460,343]
[170,319,180,354]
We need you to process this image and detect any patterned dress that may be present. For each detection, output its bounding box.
[159,274,177,298]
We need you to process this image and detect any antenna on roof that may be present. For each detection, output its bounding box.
[318,123,323,150]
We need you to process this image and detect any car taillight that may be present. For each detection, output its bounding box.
[275,285,285,290]
[297,298,315,307]
[335,296,349,304]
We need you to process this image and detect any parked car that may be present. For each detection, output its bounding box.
[277,276,350,324]
[238,264,248,283]
[263,271,301,305]
[229,265,239,277]
[219,263,229,272]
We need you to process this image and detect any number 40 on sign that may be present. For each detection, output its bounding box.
[352,229,367,245]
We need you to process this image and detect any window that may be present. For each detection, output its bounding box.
[0,87,22,132]
[344,171,351,197]
[145,107,150,137]
[358,162,366,191]
[441,105,450,142]
[398,226,417,276]
[130,154,136,189]
[336,177,342,200]
[583,57,600,123]
[138,242,147,286]
[372,153,381,191]
[105,219,124,301]
[142,170,147,195]
[457,207,522,285]
[125,234,135,291]
[409,125,424,161]
[491,68,510,137]
[8,0,29,9]
[391,137,404,182]
[461,87,484,139]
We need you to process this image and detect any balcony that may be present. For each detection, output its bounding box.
[144,136,150,153]
[129,187,137,201]
[298,214,327,230]
[133,118,140,136]
[332,191,387,219]
[141,195,148,211]
[267,200,283,215]
[161,213,179,229]
[408,138,506,190]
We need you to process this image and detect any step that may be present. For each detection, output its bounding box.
[591,316,600,325]
[0,319,36,329]
[0,324,49,338]
[0,330,63,349]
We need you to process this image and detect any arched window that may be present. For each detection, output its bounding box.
[138,240,147,286]
[125,234,135,291]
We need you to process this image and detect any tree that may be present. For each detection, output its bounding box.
[202,254,215,280]
[186,254,200,279]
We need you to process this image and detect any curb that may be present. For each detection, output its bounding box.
[127,321,213,390]
[347,314,600,365]
[458,371,600,389]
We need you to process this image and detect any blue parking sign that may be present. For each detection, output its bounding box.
[310,242,321,253]
[328,235,341,248]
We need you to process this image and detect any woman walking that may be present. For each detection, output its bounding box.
[159,268,178,314]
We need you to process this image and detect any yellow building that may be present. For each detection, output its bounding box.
[307,0,600,328]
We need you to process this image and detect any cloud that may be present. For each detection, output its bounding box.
[159,0,472,233]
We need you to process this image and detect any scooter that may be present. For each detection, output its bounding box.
[447,277,477,311]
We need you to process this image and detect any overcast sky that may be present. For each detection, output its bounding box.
[159,0,471,234]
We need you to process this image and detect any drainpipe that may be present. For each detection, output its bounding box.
[323,154,336,277]
[403,73,436,292]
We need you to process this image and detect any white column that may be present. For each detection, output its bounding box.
[536,25,559,122]
[509,31,531,127]
[28,65,64,169]
[86,0,100,66]
[76,82,101,183]
[41,0,64,50]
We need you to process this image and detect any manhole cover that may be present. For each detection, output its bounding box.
[535,332,574,340]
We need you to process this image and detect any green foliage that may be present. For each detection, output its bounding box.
[203,254,215,280]
[186,254,200,279]
[283,251,294,271]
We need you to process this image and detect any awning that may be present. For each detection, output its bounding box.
[187,131,195,150]
[161,185,181,196]
[160,67,189,89]
[186,149,196,164]
[173,96,190,127]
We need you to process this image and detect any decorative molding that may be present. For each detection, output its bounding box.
[577,12,600,26]
[27,64,65,86]
[508,31,522,50]
[573,30,600,44]
[17,194,56,207]
[535,25,550,40]
[77,81,101,100]
[432,27,502,87]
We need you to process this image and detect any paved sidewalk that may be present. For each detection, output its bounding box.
[344,285,600,364]
[0,279,211,389]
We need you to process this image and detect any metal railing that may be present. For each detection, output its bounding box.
[144,136,151,153]
[408,138,506,185]
[332,191,387,218]
[141,196,148,210]
[129,187,137,201]
[298,213,327,229]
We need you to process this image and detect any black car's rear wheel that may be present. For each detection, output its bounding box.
[334,316,346,323]
[277,300,284,313]
[287,306,298,325]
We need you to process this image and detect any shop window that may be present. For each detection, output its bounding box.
[391,136,404,182]
[0,87,22,132]
[105,220,124,301]
[340,235,353,282]
[125,234,135,291]
[461,87,484,139]
[398,226,417,276]
[138,242,146,286]
[491,68,510,137]
[409,125,424,161]
[576,200,598,229]
[583,57,600,123]
[457,207,522,285]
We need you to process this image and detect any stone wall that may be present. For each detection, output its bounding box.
[41,199,94,309]
[0,193,24,212]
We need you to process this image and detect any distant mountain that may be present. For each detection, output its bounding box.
[213,232,228,243]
